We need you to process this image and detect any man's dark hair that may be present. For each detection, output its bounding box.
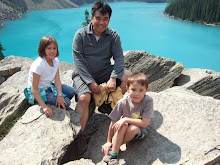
[92,1,112,18]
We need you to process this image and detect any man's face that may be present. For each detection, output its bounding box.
[91,10,110,37]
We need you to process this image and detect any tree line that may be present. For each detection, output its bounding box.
[164,0,220,25]
[70,0,172,5]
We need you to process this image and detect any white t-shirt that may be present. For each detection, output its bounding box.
[28,57,59,88]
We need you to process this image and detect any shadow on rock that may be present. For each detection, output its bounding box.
[87,110,181,165]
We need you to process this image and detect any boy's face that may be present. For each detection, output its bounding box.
[126,82,147,105]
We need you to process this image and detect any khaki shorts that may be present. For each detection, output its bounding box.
[72,73,96,115]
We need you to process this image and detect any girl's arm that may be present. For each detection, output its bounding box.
[102,120,116,155]
[54,68,67,110]
[113,117,151,132]
[32,72,53,117]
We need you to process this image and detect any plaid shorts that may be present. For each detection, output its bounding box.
[133,127,149,140]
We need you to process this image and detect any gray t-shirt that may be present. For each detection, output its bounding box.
[109,94,154,121]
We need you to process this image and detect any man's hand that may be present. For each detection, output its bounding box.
[106,78,116,93]
[89,82,101,94]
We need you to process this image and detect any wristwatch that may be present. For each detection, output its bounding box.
[58,93,63,97]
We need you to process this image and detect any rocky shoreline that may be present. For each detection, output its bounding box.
[0,53,219,165]
[0,0,80,27]
[0,1,22,27]
[165,13,220,27]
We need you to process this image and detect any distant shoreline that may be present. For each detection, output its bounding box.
[165,14,220,27]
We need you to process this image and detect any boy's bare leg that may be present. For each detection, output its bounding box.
[122,125,139,144]
[75,93,91,131]
[120,70,132,94]
[112,125,128,153]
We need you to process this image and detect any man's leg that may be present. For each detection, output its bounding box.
[120,69,132,94]
[75,93,91,131]
[72,74,95,131]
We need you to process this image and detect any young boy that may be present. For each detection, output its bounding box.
[101,73,154,165]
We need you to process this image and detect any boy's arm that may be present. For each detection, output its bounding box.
[107,120,116,143]
[102,120,116,155]
[113,117,151,131]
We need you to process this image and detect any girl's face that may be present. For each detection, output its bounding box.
[45,42,57,61]
[126,81,147,105]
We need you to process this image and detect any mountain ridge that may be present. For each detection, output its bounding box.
[0,0,170,26]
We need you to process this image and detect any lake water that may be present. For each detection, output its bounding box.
[0,2,220,72]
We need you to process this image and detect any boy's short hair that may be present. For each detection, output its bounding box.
[38,36,59,58]
[127,73,149,89]
[92,1,112,18]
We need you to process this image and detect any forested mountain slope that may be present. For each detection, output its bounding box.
[0,0,172,26]
[5,0,79,11]
[70,0,170,5]
[164,0,220,25]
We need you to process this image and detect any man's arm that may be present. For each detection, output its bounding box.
[106,30,124,92]
[110,30,124,79]
[72,30,95,85]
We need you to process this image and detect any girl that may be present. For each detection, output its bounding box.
[24,36,75,117]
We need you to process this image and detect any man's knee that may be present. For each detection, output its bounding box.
[78,93,91,106]
[120,70,132,94]
[121,69,132,82]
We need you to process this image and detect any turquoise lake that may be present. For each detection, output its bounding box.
[0,2,220,72]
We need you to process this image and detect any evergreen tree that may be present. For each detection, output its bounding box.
[82,9,91,27]
[164,0,220,25]
[0,42,6,61]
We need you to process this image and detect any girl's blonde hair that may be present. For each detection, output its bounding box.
[38,36,59,58]
[127,73,149,89]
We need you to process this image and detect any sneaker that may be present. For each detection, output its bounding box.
[108,158,119,165]
[103,154,110,163]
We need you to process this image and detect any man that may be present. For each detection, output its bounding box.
[72,1,131,134]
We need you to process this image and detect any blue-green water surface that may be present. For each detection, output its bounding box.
[0,2,220,72]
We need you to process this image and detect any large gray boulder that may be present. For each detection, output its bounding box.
[0,55,219,165]
[87,87,220,165]
[0,104,78,165]
[124,50,184,92]
[0,55,33,71]
[0,56,33,135]
[0,56,75,137]
[175,68,220,99]
[0,70,30,134]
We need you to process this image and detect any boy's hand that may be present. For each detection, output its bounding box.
[101,142,112,155]
[113,118,127,132]
[56,95,67,110]
[43,106,53,117]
